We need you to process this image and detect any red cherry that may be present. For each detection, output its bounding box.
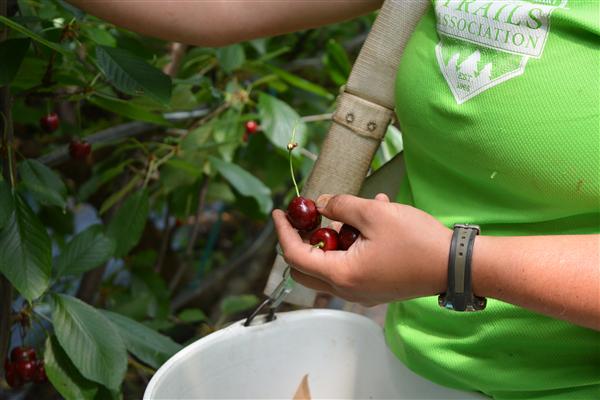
[4,360,22,388]
[310,228,339,251]
[33,361,47,383]
[69,140,92,160]
[245,120,259,135]
[15,360,35,382]
[338,224,360,250]
[287,196,321,232]
[40,112,60,133]
[10,346,36,363]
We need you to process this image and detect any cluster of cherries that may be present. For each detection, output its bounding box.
[287,196,360,251]
[243,120,260,142]
[40,112,91,161]
[4,346,47,388]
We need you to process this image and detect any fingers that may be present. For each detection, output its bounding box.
[315,194,374,234]
[375,193,390,202]
[272,209,339,283]
[290,268,337,295]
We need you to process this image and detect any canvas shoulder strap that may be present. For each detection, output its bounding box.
[264,0,430,306]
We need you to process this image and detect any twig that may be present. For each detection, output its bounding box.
[168,177,210,292]
[300,113,332,123]
[298,147,318,161]
[185,102,229,134]
[36,107,210,167]
[154,204,172,274]
[163,43,188,78]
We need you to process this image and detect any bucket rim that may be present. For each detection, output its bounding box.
[143,308,383,398]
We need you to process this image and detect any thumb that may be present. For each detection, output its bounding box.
[316,194,373,233]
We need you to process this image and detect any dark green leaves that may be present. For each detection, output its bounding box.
[105,189,149,258]
[0,39,31,86]
[0,16,68,55]
[101,311,182,369]
[19,159,67,209]
[258,93,306,150]
[209,157,272,215]
[96,46,172,105]
[177,308,208,323]
[0,193,51,301]
[54,225,116,277]
[216,44,245,74]
[0,180,13,229]
[89,95,169,125]
[265,65,333,100]
[44,336,100,400]
[220,295,259,317]
[323,39,351,86]
[52,294,128,390]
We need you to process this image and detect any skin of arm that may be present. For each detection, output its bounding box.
[66,0,384,47]
[272,193,600,331]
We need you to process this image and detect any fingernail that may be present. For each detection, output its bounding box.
[316,194,332,209]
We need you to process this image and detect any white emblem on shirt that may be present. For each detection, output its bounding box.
[434,0,568,104]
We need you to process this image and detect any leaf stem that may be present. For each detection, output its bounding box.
[289,123,300,197]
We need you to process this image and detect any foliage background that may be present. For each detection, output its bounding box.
[0,1,402,398]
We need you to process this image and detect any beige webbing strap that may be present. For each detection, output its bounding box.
[264,0,430,306]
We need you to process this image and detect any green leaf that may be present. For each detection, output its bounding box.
[265,65,333,100]
[99,175,142,215]
[54,225,116,277]
[51,294,128,390]
[0,180,13,229]
[105,190,149,258]
[209,157,273,215]
[95,46,172,105]
[178,308,208,323]
[44,336,100,400]
[258,93,307,150]
[85,27,117,47]
[18,159,67,209]
[323,39,351,86]
[220,295,259,317]
[159,158,203,193]
[89,95,169,125]
[216,44,245,74]
[0,39,31,86]
[101,310,182,369]
[0,16,69,56]
[0,193,51,301]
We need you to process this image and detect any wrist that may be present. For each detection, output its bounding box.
[431,228,452,296]
[471,234,495,299]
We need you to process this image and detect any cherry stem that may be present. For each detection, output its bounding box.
[289,123,300,197]
[312,242,324,249]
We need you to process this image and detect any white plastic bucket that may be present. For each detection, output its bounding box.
[144,309,483,399]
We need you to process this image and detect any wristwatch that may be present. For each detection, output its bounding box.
[438,224,487,312]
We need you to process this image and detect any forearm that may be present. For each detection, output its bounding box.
[472,234,600,330]
[67,1,383,47]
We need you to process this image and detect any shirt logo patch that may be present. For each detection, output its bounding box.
[434,0,568,104]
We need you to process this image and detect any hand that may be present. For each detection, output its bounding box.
[272,193,453,306]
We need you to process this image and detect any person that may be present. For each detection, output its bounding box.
[69,1,600,399]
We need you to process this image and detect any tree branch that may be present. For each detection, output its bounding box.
[36,108,210,167]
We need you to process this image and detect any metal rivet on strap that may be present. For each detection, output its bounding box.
[345,113,355,124]
[367,121,377,132]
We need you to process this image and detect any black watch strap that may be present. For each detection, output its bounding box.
[438,224,486,312]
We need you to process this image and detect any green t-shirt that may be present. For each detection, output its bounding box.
[385,1,600,399]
